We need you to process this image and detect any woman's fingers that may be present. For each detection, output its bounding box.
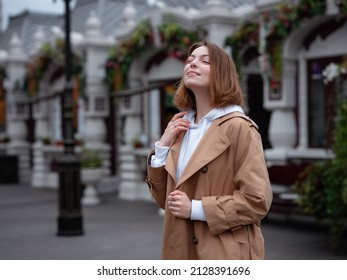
[171,119,189,130]
[167,190,191,219]
[169,112,189,129]
[170,112,190,130]
[171,111,188,121]
[158,112,191,147]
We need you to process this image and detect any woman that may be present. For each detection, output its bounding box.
[146,41,272,260]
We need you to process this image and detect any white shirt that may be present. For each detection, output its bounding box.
[151,105,244,221]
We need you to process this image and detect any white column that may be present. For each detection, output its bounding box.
[80,10,113,179]
[118,145,151,201]
[31,141,47,187]
[29,27,53,188]
[297,50,308,149]
[263,53,297,164]
[199,0,237,47]
[267,59,297,150]
[121,95,143,144]
[149,88,161,143]
[5,33,31,184]
[268,109,296,149]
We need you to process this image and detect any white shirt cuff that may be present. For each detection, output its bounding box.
[191,200,206,221]
[150,141,170,167]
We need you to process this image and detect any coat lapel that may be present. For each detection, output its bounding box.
[165,131,185,183]
[166,112,246,187]
[176,119,231,187]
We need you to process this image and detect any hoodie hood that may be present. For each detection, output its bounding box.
[184,104,244,125]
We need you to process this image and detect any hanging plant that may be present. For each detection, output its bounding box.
[105,20,203,92]
[224,0,328,82]
[23,42,52,96]
[266,0,326,42]
[23,38,83,133]
[224,21,259,73]
[264,0,326,81]
[158,22,203,60]
[105,20,154,92]
[23,38,83,96]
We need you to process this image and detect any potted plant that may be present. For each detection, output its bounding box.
[0,134,10,143]
[132,137,143,148]
[40,135,51,145]
[294,99,347,253]
[80,148,104,205]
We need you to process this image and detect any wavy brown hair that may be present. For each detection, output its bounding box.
[173,41,244,110]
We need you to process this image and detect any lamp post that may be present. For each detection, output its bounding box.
[56,0,83,236]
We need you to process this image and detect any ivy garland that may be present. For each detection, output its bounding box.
[224,0,327,80]
[265,0,326,42]
[158,22,203,60]
[224,21,259,74]
[104,20,203,92]
[265,0,327,80]
[23,42,52,96]
[23,39,83,96]
[23,39,83,131]
[105,20,154,92]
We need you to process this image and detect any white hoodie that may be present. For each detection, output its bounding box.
[151,104,244,220]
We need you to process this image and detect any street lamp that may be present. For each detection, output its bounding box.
[56,0,83,236]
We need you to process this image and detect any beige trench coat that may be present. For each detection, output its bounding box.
[146,112,273,260]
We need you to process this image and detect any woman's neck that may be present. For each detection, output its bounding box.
[192,88,211,123]
[194,101,212,124]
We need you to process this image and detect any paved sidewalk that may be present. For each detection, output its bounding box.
[0,184,346,260]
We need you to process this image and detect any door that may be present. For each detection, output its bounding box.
[247,74,271,149]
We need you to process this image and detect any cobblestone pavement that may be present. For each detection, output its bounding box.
[0,184,346,260]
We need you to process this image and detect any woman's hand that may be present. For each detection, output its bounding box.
[157,112,190,147]
[167,190,192,219]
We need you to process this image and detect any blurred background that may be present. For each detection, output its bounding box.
[0,0,346,259]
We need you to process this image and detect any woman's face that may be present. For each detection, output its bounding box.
[183,46,210,92]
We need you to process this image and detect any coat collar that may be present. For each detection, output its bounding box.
[165,112,247,187]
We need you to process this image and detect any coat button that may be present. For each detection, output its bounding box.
[192,236,199,245]
[201,166,208,173]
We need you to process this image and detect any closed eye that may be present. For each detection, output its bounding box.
[186,58,193,64]
[185,57,210,65]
